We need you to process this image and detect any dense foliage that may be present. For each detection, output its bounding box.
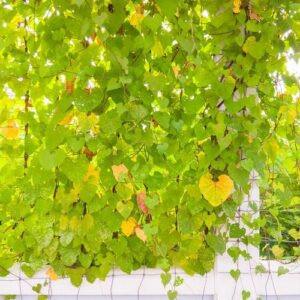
[0,0,299,292]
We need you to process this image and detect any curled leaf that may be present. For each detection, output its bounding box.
[135,227,147,242]
[249,10,261,22]
[83,147,96,159]
[137,192,149,214]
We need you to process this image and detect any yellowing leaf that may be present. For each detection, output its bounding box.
[130,4,144,27]
[289,228,300,240]
[172,64,180,78]
[121,217,137,237]
[263,138,279,162]
[10,13,23,29]
[60,215,69,230]
[82,213,94,230]
[233,0,241,14]
[112,164,128,181]
[46,268,59,281]
[287,109,297,124]
[116,182,134,200]
[84,164,100,185]
[65,78,76,95]
[69,216,80,231]
[87,113,99,135]
[70,184,81,200]
[151,39,164,58]
[272,245,284,258]
[199,173,233,207]
[249,10,261,22]
[59,112,74,125]
[135,227,147,242]
[1,120,19,140]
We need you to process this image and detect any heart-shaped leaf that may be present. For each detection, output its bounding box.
[160,272,171,287]
[117,201,134,219]
[121,217,137,237]
[242,290,251,300]
[199,173,233,207]
[230,269,240,281]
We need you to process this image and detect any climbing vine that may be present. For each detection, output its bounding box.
[0,0,299,298]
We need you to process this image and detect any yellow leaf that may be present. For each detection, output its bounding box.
[135,227,147,242]
[84,164,100,185]
[130,4,144,27]
[1,120,19,140]
[10,13,23,29]
[46,268,59,281]
[233,0,241,14]
[121,217,137,237]
[70,184,81,200]
[151,39,164,58]
[59,215,69,231]
[199,173,233,207]
[289,228,300,240]
[112,164,128,181]
[287,109,297,124]
[172,64,180,78]
[272,245,284,258]
[69,216,80,231]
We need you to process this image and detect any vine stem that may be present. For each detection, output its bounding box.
[24,18,29,175]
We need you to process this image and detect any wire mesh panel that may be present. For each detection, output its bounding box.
[13,297,214,300]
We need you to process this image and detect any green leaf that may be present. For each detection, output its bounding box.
[38,149,66,170]
[277,266,289,276]
[99,111,122,134]
[174,276,184,287]
[206,234,226,254]
[255,264,267,274]
[242,290,251,300]
[153,112,170,130]
[160,272,171,287]
[227,246,240,263]
[145,194,159,209]
[229,224,246,238]
[65,267,85,287]
[116,201,134,219]
[167,290,178,300]
[61,156,89,182]
[156,0,179,19]
[60,247,80,266]
[243,36,265,59]
[230,269,241,281]
[32,283,42,293]
[45,126,66,150]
